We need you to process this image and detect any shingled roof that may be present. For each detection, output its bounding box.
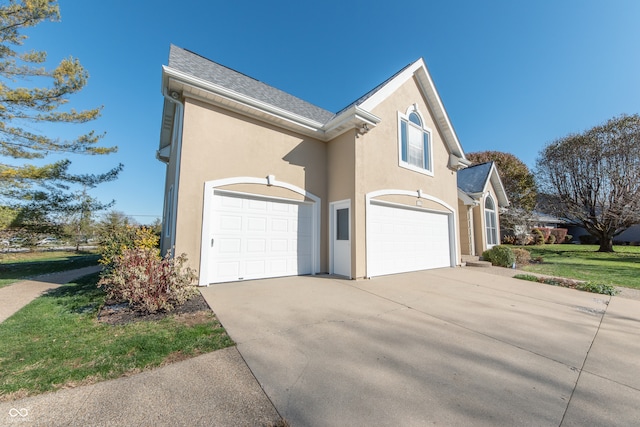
[457,162,509,207]
[457,162,494,194]
[168,45,335,124]
[162,45,466,163]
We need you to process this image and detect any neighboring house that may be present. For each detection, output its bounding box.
[530,211,567,229]
[567,224,640,244]
[611,225,640,244]
[457,162,509,256]
[158,45,500,285]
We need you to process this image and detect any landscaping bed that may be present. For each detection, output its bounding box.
[98,291,211,325]
[513,273,618,295]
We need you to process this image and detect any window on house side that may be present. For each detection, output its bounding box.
[485,196,498,246]
[399,109,432,174]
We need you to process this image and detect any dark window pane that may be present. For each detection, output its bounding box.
[337,208,349,240]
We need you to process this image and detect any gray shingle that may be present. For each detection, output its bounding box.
[457,162,493,193]
[168,45,335,124]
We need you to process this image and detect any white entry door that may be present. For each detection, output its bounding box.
[209,191,313,283]
[368,201,452,277]
[331,200,351,277]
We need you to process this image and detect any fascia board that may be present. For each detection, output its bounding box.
[479,163,509,207]
[162,66,326,134]
[323,105,381,134]
[413,67,465,160]
[358,59,425,112]
[357,59,466,160]
[488,164,510,207]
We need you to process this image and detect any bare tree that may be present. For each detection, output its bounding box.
[536,114,640,252]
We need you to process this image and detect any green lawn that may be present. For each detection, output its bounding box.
[0,251,100,288]
[0,273,233,401]
[515,244,640,289]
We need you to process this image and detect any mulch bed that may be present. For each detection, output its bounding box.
[98,292,212,325]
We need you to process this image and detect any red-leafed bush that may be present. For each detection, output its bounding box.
[98,248,197,314]
[549,228,568,244]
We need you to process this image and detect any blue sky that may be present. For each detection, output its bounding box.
[19,0,640,223]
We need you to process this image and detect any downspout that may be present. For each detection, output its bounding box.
[468,205,475,256]
[162,88,184,256]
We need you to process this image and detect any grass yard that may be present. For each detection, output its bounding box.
[0,251,100,288]
[516,244,640,289]
[0,273,233,401]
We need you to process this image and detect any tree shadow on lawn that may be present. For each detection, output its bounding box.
[41,272,105,315]
[580,254,640,264]
[0,254,100,281]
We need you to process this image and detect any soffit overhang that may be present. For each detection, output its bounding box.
[458,188,479,206]
[161,66,381,142]
[159,97,176,150]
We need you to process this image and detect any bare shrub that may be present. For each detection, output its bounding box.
[512,247,532,266]
[98,248,197,314]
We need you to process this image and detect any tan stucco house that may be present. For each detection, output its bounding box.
[158,45,505,285]
[457,162,509,257]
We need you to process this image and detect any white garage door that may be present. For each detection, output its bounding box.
[368,202,452,277]
[209,191,313,283]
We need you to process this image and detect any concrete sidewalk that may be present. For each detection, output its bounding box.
[0,265,103,323]
[0,347,281,426]
[201,268,640,426]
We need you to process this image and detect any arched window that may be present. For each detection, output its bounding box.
[409,112,421,126]
[485,195,498,247]
[399,106,432,174]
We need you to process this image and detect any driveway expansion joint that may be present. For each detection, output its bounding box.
[559,293,610,426]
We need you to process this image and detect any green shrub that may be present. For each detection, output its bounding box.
[98,248,197,313]
[547,234,556,244]
[576,282,618,296]
[514,274,539,282]
[482,245,515,268]
[564,234,573,243]
[512,247,531,265]
[579,234,597,244]
[531,228,545,245]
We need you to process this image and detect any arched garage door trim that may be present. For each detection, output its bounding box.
[199,177,321,286]
[365,189,458,278]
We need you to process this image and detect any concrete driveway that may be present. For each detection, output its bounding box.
[201,267,640,426]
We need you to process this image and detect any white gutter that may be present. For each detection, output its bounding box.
[162,87,184,255]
